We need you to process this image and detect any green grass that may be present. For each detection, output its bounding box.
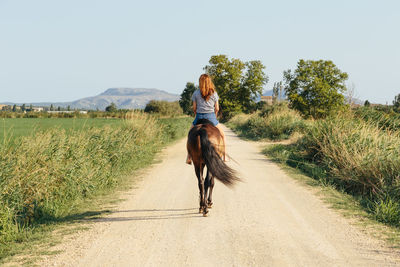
[0,118,125,142]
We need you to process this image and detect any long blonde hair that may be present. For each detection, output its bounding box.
[199,74,215,101]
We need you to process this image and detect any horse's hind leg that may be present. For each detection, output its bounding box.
[207,175,215,208]
[204,169,211,212]
[195,164,206,214]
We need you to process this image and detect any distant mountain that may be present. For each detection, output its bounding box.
[1,88,180,110]
[69,88,179,110]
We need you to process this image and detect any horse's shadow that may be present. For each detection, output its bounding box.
[82,208,200,222]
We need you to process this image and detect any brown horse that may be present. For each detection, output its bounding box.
[187,119,239,216]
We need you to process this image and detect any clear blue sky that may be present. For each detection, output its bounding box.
[1,0,399,104]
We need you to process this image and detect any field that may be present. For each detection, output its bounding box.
[0,118,125,141]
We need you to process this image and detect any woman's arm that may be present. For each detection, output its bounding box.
[214,101,219,116]
[192,101,197,115]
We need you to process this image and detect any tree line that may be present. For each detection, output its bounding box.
[179,55,400,119]
[2,104,76,112]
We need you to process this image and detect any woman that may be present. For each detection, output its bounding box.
[186,74,226,164]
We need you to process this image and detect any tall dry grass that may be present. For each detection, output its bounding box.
[0,112,191,249]
[228,103,306,140]
[301,114,400,225]
[354,106,400,131]
[303,114,400,194]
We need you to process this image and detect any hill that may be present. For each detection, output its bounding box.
[70,88,179,110]
[1,88,180,110]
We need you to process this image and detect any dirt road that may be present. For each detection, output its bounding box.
[43,126,399,266]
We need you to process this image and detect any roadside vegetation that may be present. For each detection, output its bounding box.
[229,103,400,230]
[227,103,306,140]
[354,106,400,131]
[217,57,400,238]
[144,100,183,117]
[0,111,191,261]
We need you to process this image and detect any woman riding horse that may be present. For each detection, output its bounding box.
[186,74,226,164]
[186,74,239,216]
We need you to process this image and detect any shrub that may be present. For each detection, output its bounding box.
[105,102,118,112]
[228,103,306,140]
[144,101,183,117]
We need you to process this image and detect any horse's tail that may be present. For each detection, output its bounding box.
[198,128,239,187]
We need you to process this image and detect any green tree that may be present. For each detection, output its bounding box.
[364,100,371,107]
[57,106,61,111]
[50,104,54,111]
[12,104,17,112]
[21,104,26,111]
[179,82,197,115]
[393,93,400,111]
[67,105,71,111]
[240,60,268,111]
[284,59,348,118]
[204,55,268,118]
[272,81,283,104]
[144,100,183,116]
[29,104,33,111]
[105,102,117,112]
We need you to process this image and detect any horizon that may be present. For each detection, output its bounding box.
[0,87,371,107]
[0,87,177,105]
[1,0,399,104]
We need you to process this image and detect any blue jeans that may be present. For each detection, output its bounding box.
[192,112,219,126]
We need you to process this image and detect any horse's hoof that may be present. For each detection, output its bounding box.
[203,211,209,217]
[199,208,203,213]
[207,202,213,208]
